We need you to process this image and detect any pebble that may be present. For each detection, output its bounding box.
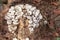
[30,7,36,11]
[5,4,43,36]
[26,16,32,20]
[15,6,22,12]
[5,16,10,20]
[28,20,33,24]
[25,4,32,10]
[33,16,36,20]
[32,23,36,28]
[12,19,18,22]
[13,21,19,25]
[25,37,29,40]
[27,11,32,15]
[8,25,12,28]
[15,15,21,19]
[11,16,15,19]
[29,27,34,33]
[39,14,43,19]
[44,20,48,24]
[8,25,12,32]
[13,37,18,40]
[8,27,12,32]
[12,26,17,31]
[35,10,40,17]
[7,20,12,24]
[37,14,42,20]
[9,7,15,12]
[19,4,24,9]
[33,20,38,23]
[8,25,17,33]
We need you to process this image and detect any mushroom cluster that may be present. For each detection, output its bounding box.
[5,4,43,40]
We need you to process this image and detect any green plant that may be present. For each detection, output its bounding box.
[56,37,60,40]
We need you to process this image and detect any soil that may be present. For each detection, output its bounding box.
[0,0,60,40]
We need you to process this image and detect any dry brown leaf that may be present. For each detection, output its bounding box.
[19,19,24,28]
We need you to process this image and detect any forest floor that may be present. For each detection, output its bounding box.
[0,0,60,40]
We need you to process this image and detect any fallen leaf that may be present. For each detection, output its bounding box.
[53,32,59,37]
[48,20,54,29]
[32,0,41,4]
[53,9,60,14]
[51,2,59,6]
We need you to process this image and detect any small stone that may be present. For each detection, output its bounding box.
[33,20,38,23]
[29,20,33,24]
[7,20,12,24]
[44,20,48,24]
[26,16,32,20]
[13,21,19,25]
[29,27,34,33]
[26,37,29,40]
[15,15,21,19]
[11,6,15,9]
[13,37,17,40]
[8,25,12,32]
[36,23,39,27]
[15,6,22,12]
[30,7,36,11]
[35,10,40,17]
[38,14,43,20]
[8,27,12,32]
[15,12,18,15]
[12,19,18,22]
[5,16,10,20]
[25,4,32,10]
[12,26,17,31]
[19,4,24,9]
[20,12,24,16]
[11,16,15,19]
[36,10,40,13]
[8,25,12,27]
[33,23,36,28]
[9,7,15,12]
[27,11,32,15]
[39,14,43,19]
[33,16,36,20]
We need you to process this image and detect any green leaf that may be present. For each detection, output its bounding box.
[0,0,2,4]
[56,37,60,40]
